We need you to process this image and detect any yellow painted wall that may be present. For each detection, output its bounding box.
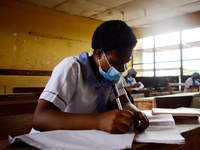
[0,0,102,93]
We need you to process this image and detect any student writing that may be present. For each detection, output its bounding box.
[32,20,149,134]
[183,72,200,93]
[119,69,144,90]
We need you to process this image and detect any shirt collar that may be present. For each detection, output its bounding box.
[78,51,114,87]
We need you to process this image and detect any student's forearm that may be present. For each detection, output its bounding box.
[33,109,101,131]
[125,84,140,89]
[32,99,101,131]
[33,99,135,133]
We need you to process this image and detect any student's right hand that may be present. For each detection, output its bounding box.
[133,83,140,88]
[98,109,133,134]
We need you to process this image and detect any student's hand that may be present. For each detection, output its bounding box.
[98,109,133,134]
[133,83,140,88]
[129,109,149,134]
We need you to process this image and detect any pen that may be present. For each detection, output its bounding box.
[112,84,123,110]
[112,84,135,132]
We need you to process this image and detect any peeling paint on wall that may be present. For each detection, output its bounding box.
[0,0,99,93]
[13,32,17,36]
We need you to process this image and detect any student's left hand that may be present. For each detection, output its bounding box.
[114,94,149,134]
[123,103,149,134]
[129,109,149,134]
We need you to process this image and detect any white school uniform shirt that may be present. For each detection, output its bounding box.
[39,52,125,114]
[119,76,137,87]
[118,76,144,89]
[183,77,199,93]
[31,52,126,134]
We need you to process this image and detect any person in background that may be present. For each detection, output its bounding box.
[119,69,144,90]
[183,72,200,93]
[32,20,149,134]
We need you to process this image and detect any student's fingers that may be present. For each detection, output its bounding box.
[132,112,140,134]
[99,110,133,134]
[114,110,134,133]
[116,123,130,133]
[120,110,133,119]
[119,115,133,128]
[138,112,150,132]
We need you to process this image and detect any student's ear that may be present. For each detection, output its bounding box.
[95,49,103,59]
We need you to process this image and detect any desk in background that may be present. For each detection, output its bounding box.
[188,87,199,93]
[133,92,199,110]
[127,89,150,97]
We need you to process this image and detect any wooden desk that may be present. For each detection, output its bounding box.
[127,89,150,97]
[134,97,156,110]
[134,92,199,110]
[0,118,199,150]
[188,87,199,93]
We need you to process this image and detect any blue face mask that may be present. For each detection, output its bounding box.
[127,77,134,82]
[98,52,125,81]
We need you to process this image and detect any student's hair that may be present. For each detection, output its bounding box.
[92,20,137,53]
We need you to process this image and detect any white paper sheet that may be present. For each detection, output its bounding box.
[9,130,135,150]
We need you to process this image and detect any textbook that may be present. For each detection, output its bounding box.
[152,108,200,119]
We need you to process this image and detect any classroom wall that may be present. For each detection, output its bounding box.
[0,0,102,93]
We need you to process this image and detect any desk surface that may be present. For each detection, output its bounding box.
[1,118,200,150]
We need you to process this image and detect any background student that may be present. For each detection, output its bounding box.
[183,72,200,92]
[119,69,144,90]
[32,20,149,134]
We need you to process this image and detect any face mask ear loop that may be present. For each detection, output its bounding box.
[98,57,101,68]
[124,64,127,71]
[103,52,112,68]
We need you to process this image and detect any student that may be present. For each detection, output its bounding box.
[119,69,144,90]
[183,72,200,93]
[32,20,149,134]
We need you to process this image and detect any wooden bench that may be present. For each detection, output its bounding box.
[13,87,44,93]
[0,100,38,117]
[0,114,34,141]
[167,83,185,92]
[0,93,40,102]
[0,93,39,140]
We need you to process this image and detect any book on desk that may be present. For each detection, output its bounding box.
[152,107,200,120]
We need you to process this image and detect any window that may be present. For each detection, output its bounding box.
[133,37,154,77]
[155,31,180,76]
[132,27,200,77]
[182,27,200,75]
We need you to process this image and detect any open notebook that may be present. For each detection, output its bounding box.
[9,111,185,150]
